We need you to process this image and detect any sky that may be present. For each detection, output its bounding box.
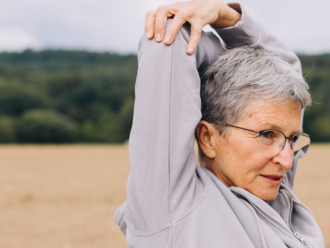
[0,0,329,54]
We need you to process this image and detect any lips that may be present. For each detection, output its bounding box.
[261,175,283,180]
[260,174,284,186]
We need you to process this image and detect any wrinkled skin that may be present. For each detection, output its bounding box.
[196,100,302,201]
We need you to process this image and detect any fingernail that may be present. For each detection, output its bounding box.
[164,36,171,43]
[146,31,152,38]
[156,33,161,41]
[187,47,193,54]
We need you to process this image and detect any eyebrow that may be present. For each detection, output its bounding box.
[289,129,303,136]
[291,128,303,135]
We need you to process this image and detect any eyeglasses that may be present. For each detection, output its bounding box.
[214,122,311,158]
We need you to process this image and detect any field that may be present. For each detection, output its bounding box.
[0,144,329,247]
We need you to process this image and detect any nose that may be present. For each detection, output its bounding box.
[272,140,293,170]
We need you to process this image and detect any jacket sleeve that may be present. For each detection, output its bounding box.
[125,19,223,233]
[213,4,302,75]
[212,4,302,190]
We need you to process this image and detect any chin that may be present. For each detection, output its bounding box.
[257,189,279,202]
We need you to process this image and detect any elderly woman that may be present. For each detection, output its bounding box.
[115,1,325,247]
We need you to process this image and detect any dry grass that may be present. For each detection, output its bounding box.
[0,144,329,247]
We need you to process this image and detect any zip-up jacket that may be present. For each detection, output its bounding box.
[114,5,325,248]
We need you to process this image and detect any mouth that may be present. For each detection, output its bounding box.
[260,174,283,186]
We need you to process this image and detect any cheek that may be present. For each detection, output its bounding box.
[231,136,258,163]
[230,137,269,181]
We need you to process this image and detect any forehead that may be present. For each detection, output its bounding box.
[240,100,303,134]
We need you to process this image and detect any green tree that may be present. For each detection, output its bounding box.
[0,84,50,115]
[16,109,77,143]
[0,117,16,143]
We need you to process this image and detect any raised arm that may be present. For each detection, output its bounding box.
[125,21,223,234]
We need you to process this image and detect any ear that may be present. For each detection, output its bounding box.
[196,121,218,159]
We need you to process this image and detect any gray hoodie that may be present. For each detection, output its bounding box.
[114,6,325,248]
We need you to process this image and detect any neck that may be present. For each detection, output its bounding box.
[203,157,234,187]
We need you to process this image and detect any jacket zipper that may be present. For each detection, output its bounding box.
[230,188,311,248]
[282,189,310,248]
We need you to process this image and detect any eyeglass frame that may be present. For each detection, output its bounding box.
[213,121,311,155]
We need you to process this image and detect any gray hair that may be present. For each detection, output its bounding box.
[197,46,311,163]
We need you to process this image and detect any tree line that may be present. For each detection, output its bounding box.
[0,49,329,143]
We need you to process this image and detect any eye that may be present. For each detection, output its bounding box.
[292,134,300,143]
[261,131,275,139]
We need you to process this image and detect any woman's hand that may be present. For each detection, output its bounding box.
[144,0,241,55]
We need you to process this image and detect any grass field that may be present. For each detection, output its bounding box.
[0,144,329,247]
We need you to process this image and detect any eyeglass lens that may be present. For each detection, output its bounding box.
[258,130,311,158]
[293,133,311,157]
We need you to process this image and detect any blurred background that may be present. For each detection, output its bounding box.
[0,0,329,247]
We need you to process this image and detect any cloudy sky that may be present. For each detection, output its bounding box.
[0,0,329,54]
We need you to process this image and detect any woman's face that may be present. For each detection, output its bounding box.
[213,100,302,201]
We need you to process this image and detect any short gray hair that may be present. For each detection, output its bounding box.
[197,46,311,163]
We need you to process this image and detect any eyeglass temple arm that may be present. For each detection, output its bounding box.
[214,122,259,134]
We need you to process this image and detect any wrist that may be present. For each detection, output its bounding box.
[211,3,241,28]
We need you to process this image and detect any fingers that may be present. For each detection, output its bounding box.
[154,5,173,42]
[145,4,178,42]
[145,10,156,39]
[163,12,187,45]
[186,22,204,55]
[144,1,206,52]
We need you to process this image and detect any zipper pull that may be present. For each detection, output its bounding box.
[294,232,308,247]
